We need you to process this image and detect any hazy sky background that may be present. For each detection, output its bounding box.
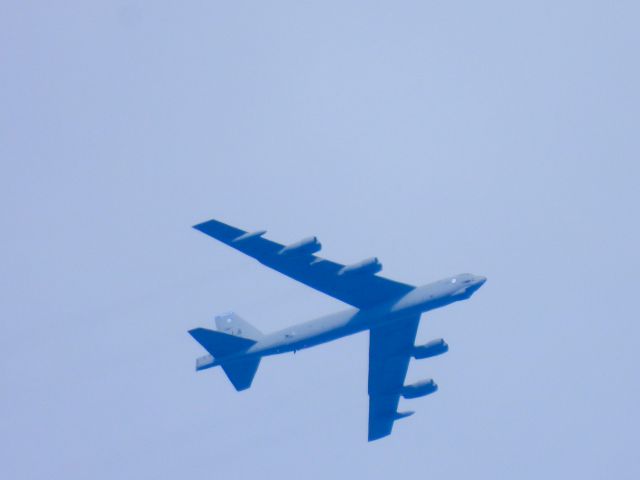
[2,1,639,479]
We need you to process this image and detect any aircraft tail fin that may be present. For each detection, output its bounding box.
[189,314,264,391]
[215,312,264,340]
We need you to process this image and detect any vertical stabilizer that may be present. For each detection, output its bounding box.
[215,312,264,340]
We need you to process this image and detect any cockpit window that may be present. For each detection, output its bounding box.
[451,278,457,284]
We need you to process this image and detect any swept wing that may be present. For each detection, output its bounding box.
[368,315,421,441]
[193,218,414,309]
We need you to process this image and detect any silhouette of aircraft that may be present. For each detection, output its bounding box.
[189,218,486,441]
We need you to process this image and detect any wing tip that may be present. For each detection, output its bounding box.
[188,327,208,341]
[192,219,216,231]
[368,430,392,442]
[192,218,247,242]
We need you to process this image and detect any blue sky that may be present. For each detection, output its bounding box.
[2,1,639,479]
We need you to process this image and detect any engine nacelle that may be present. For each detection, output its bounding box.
[413,338,448,359]
[338,257,382,276]
[279,236,321,256]
[233,230,267,242]
[402,379,438,399]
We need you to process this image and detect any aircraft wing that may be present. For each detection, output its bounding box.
[368,315,420,441]
[193,218,414,309]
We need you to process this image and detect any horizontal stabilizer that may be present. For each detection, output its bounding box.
[189,328,256,358]
[221,357,261,391]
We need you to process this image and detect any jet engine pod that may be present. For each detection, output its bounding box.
[394,411,415,420]
[338,257,382,276]
[413,338,448,359]
[279,236,321,256]
[401,379,438,399]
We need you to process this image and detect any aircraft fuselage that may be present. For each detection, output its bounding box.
[210,273,486,366]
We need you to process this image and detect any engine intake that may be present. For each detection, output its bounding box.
[401,379,438,399]
[413,338,448,359]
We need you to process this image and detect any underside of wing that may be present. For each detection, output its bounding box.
[193,218,414,309]
[368,315,421,441]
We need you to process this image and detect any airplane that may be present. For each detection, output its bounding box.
[189,218,487,441]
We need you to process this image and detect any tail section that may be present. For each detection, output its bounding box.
[215,312,264,340]
[221,357,261,391]
[189,327,256,357]
[189,312,264,391]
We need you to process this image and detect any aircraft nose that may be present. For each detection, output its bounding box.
[475,275,487,286]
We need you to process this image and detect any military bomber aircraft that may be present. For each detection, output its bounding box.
[189,218,486,441]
